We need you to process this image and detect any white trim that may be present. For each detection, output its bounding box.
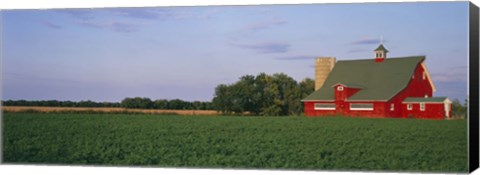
[314,103,336,110]
[350,108,374,111]
[337,86,344,91]
[420,102,425,111]
[349,103,374,111]
[402,101,445,104]
[407,104,413,110]
[420,62,437,92]
[390,103,394,111]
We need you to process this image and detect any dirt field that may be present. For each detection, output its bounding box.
[1,106,219,115]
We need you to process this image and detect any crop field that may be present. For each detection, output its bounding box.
[2,106,218,115]
[2,112,468,172]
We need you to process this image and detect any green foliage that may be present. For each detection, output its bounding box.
[212,73,315,116]
[451,98,468,119]
[3,113,467,172]
[2,100,121,108]
[2,98,213,110]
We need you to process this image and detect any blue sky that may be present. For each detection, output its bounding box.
[1,2,469,102]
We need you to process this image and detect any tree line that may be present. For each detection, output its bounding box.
[2,98,213,110]
[212,73,315,116]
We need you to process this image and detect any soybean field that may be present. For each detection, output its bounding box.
[2,113,468,172]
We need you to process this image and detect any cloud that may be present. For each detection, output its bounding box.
[79,21,139,33]
[55,9,94,21]
[347,49,370,53]
[118,8,160,20]
[430,71,467,83]
[351,37,386,45]
[275,56,317,61]
[244,19,287,33]
[110,22,139,33]
[231,42,290,54]
[230,18,288,41]
[42,21,62,29]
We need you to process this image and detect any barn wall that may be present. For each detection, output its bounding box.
[304,102,336,116]
[387,63,434,118]
[401,103,448,120]
[304,101,388,117]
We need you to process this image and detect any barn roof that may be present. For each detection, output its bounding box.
[302,56,425,101]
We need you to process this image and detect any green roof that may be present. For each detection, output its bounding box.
[374,44,389,53]
[303,56,425,101]
[403,97,449,103]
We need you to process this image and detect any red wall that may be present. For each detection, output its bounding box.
[304,101,387,117]
[401,103,450,120]
[387,63,434,118]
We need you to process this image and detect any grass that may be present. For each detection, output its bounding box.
[2,113,468,172]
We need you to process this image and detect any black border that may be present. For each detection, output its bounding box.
[469,2,479,173]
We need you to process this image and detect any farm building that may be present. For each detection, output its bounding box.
[302,44,452,119]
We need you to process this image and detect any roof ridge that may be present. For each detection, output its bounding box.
[336,55,425,62]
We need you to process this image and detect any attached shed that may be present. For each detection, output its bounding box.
[402,97,452,119]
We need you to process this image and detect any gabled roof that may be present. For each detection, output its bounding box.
[302,56,425,101]
[403,97,450,103]
[374,44,389,53]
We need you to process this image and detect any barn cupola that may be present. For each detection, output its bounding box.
[374,44,389,62]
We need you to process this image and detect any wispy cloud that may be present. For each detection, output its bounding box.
[231,42,290,54]
[79,21,139,33]
[110,8,161,20]
[430,70,467,83]
[244,19,287,33]
[351,37,386,45]
[55,9,94,21]
[42,21,62,29]
[275,56,317,61]
[106,8,219,21]
[347,49,370,53]
[230,18,288,41]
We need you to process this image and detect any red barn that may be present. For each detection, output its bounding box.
[302,44,452,120]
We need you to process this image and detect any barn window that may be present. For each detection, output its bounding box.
[390,104,394,111]
[350,103,373,111]
[422,71,426,80]
[314,103,335,110]
[407,104,413,110]
[412,74,415,79]
[337,86,344,91]
[420,103,425,111]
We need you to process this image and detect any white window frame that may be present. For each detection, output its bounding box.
[337,86,344,91]
[422,71,426,80]
[350,103,374,111]
[420,102,425,111]
[390,104,394,111]
[407,104,413,110]
[314,103,335,110]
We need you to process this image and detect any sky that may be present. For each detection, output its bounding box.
[1,2,470,102]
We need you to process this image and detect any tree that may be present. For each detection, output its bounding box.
[452,98,467,118]
[212,73,314,116]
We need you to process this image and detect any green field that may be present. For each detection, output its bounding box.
[2,113,468,172]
